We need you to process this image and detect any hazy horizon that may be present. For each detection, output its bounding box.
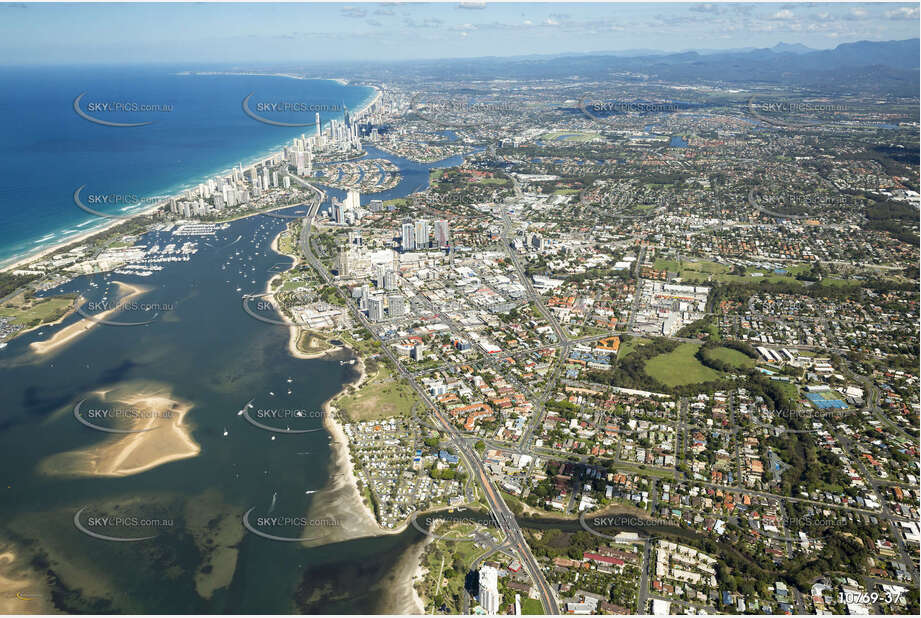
[1,2,918,65]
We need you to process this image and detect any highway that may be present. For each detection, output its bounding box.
[498,195,572,454]
[290,175,561,614]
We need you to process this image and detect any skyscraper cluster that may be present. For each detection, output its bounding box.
[401,218,450,251]
[332,189,362,225]
[168,157,286,217]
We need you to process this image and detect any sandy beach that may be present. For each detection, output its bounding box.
[307,351,432,544]
[29,281,151,356]
[409,535,433,614]
[380,535,427,615]
[38,384,199,478]
[299,352,431,615]
[301,356,385,545]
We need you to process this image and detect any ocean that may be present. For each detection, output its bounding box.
[0,66,375,268]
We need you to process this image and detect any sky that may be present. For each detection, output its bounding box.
[0,1,918,65]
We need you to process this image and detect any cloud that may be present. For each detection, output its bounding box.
[404,17,444,28]
[341,6,367,18]
[886,6,919,20]
[770,9,794,20]
[457,1,486,9]
[690,4,722,14]
[366,19,382,27]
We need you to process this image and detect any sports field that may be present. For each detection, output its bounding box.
[644,342,721,387]
[702,346,756,369]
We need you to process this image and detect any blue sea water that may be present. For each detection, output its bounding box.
[0,66,375,267]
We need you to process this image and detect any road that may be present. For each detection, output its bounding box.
[291,175,561,614]
[635,539,653,613]
[498,190,572,454]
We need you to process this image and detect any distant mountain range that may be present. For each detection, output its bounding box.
[518,42,819,58]
[321,38,918,97]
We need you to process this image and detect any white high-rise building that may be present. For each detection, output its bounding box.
[401,222,415,252]
[296,151,306,175]
[388,294,405,318]
[414,219,429,248]
[345,189,360,211]
[478,566,500,615]
[383,269,397,291]
[374,264,387,288]
[368,297,384,322]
